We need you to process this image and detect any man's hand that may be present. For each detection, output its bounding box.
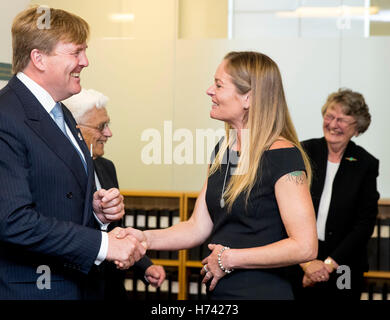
[145,265,166,288]
[93,188,124,224]
[106,227,146,270]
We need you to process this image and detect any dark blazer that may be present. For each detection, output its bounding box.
[0,76,102,299]
[301,137,379,269]
[94,157,153,300]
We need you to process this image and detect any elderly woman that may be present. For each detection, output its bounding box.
[63,89,166,299]
[296,88,380,300]
[118,51,318,300]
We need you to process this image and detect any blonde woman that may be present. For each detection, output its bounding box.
[119,51,317,299]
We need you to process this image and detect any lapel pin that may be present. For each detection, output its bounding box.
[78,132,83,141]
[345,156,357,162]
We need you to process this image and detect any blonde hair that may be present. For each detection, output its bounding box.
[209,51,311,211]
[12,5,89,74]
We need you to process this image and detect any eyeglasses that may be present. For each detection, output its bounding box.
[323,114,356,127]
[78,122,110,132]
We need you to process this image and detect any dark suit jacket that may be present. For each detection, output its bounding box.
[94,157,153,300]
[0,76,102,299]
[301,137,379,270]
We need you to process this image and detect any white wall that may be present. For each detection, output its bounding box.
[0,0,30,89]
[0,0,31,63]
[231,0,366,38]
[4,0,389,198]
[179,0,228,38]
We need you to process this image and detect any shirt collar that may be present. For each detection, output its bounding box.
[16,72,57,114]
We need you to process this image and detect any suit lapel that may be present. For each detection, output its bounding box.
[9,76,88,191]
[62,105,97,226]
[333,140,358,183]
[62,104,92,175]
[327,140,358,224]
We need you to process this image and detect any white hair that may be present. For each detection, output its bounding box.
[63,89,109,123]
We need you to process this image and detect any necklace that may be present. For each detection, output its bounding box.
[220,151,230,208]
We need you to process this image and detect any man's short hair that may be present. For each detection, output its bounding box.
[12,5,89,74]
[63,89,109,123]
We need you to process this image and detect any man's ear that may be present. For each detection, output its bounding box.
[29,49,46,71]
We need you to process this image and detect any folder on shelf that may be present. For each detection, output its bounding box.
[188,273,199,300]
[124,208,136,227]
[159,208,170,228]
[368,218,390,270]
[147,209,158,229]
[136,209,147,229]
[187,269,208,300]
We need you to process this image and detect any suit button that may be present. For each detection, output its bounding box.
[66,192,73,199]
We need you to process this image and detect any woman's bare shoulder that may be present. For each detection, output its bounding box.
[269,138,295,150]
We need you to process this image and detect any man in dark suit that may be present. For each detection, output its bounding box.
[0,7,145,299]
[64,88,166,299]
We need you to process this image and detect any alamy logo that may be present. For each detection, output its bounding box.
[37,6,51,30]
[36,265,51,290]
[336,265,351,290]
[140,121,249,171]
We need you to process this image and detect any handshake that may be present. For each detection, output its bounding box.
[92,188,147,270]
[106,227,147,270]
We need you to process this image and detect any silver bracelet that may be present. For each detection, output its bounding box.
[217,246,234,274]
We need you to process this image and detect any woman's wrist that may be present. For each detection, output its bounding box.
[301,261,313,272]
[217,246,234,273]
[143,230,152,250]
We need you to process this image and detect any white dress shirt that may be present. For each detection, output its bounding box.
[16,72,108,265]
[316,160,340,241]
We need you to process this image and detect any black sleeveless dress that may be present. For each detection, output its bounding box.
[205,145,306,300]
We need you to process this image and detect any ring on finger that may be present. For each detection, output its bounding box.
[203,265,209,273]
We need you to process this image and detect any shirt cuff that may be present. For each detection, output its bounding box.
[93,211,110,231]
[94,231,108,265]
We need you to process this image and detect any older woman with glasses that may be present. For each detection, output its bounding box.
[294,88,380,300]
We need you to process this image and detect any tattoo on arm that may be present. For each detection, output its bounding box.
[286,171,305,185]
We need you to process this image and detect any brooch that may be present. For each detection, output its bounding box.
[345,157,357,162]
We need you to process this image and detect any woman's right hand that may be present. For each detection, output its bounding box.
[115,227,148,249]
